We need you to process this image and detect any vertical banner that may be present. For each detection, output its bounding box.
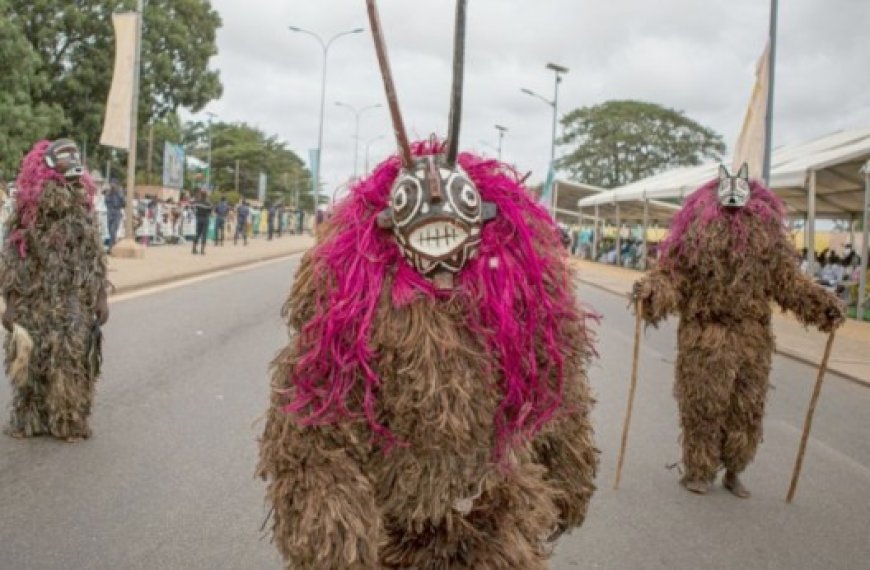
[100,13,139,150]
[539,163,555,216]
[162,142,185,189]
[258,172,267,203]
[732,42,770,180]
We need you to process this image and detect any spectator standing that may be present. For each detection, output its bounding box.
[214,196,230,246]
[267,203,276,240]
[105,183,125,254]
[191,190,213,255]
[235,200,250,246]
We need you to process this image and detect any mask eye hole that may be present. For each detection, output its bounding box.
[736,180,749,193]
[460,184,478,208]
[446,172,481,222]
[390,176,422,227]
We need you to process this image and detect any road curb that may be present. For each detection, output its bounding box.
[109,246,310,297]
[574,275,870,389]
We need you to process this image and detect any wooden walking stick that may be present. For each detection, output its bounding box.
[786,330,836,503]
[614,299,643,490]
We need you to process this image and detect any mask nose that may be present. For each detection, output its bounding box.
[426,158,443,203]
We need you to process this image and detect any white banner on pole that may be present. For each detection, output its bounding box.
[100,13,139,150]
[732,42,770,180]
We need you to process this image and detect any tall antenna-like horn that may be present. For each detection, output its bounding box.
[365,0,413,169]
[445,0,468,167]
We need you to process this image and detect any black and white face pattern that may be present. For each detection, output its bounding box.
[389,154,484,275]
[44,139,85,181]
[717,163,750,208]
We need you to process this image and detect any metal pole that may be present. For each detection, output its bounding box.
[642,198,650,271]
[593,203,600,261]
[858,162,869,321]
[615,202,622,267]
[147,123,154,184]
[807,170,816,272]
[204,112,216,192]
[314,43,328,216]
[123,0,144,243]
[763,0,778,184]
[235,160,240,194]
[495,124,507,162]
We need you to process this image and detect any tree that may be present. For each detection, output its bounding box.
[0,0,64,178]
[557,100,726,188]
[8,0,222,170]
[183,121,313,208]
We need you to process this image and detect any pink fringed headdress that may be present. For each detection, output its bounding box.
[658,178,786,271]
[9,140,97,258]
[285,140,594,456]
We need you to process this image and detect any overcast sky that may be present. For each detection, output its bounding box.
[198,0,870,192]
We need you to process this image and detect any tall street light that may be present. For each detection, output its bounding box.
[289,25,364,221]
[204,111,217,193]
[364,134,385,174]
[521,62,569,211]
[335,101,382,179]
[494,124,508,162]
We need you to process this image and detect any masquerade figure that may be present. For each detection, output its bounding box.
[258,1,598,568]
[632,164,844,497]
[1,139,109,441]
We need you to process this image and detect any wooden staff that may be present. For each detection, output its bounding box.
[786,330,836,503]
[614,299,643,490]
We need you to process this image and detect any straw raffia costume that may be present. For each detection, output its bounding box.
[633,165,844,496]
[257,2,598,568]
[1,139,108,441]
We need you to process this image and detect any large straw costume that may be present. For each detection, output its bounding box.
[633,165,844,496]
[1,139,109,441]
[258,1,598,568]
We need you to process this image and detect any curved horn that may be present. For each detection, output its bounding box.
[445,0,468,167]
[365,0,413,169]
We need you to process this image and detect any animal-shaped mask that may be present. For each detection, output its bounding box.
[717,163,750,208]
[367,0,497,290]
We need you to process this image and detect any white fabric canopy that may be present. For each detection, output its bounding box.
[577,127,870,217]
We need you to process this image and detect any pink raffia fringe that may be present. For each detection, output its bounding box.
[284,139,596,455]
[657,178,786,271]
[9,140,97,258]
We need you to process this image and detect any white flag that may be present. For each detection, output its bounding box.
[100,13,139,150]
[732,42,770,180]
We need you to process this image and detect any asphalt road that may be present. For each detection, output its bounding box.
[0,256,868,569]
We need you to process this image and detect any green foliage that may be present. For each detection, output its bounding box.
[7,0,222,172]
[0,0,64,178]
[558,100,726,188]
[183,121,313,208]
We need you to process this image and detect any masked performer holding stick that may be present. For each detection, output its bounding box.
[258,1,598,567]
[2,139,109,441]
[632,164,844,497]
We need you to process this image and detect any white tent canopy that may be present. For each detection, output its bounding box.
[577,127,870,218]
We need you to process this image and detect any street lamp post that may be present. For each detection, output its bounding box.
[494,124,508,162]
[364,134,385,174]
[204,111,216,193]
[521,62,569,211]
[335,102,382,179]
[288,25,364,221]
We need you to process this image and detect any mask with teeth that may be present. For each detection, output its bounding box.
[377,147,497,287]
[43,138,85,181]
[717,163,751,208]
[367,0,498,290]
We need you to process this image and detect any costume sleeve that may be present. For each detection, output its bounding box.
[771,239,844,332]
[632,268,681,326]
[259,252,380,569]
